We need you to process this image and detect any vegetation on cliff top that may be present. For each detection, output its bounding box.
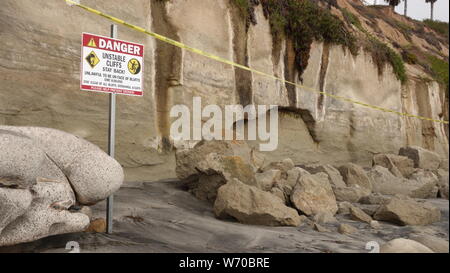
[259,0,357,76]
[423,19,449,41]
[232,0,409,84]
[341,7,407,83]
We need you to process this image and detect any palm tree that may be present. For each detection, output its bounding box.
[426,0,437,21]
[384,0,401,9]
[404,0,408,16]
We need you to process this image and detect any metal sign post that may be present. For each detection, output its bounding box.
[106,24,117,234]
[71,0,145,234]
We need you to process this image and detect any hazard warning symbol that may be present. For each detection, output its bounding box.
[86,51,100,68]
[80,33,144,96]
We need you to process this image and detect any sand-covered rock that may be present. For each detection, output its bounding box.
[374,196,441,226]
[214,179,301,226]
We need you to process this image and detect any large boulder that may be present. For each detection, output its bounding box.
[175,141,260,202]
[368,166,438,199]
[338,163,373,192]
[0,126,123,246]
[176,140,261,180]
[380,238,434,253]
[2,126,124,205]
[399,146,441,171]
[372,154,415,178]
[290,173,338,216]
[214,179,301,226]
[373,196,441,226]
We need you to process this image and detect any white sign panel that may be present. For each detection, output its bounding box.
[81,33,144,96]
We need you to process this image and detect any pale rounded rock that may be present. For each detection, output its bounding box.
[380,238,434,253]
[2,126,124,205]
[66,148,124,205]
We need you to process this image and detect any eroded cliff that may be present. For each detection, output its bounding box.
[0,0,448,180]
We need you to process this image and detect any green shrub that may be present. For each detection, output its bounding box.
[364,37,407,84]
[427,54,449,90]
[341,8,364,32]
[423,19,449,40]
[402,50,418,65]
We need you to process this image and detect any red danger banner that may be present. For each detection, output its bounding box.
[81,33,144,96]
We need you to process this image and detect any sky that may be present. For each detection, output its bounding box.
[364,0,449,22]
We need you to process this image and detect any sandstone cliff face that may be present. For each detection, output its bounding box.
[0,0,448,180]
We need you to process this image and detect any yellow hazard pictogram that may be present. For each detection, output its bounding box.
[85,51,100,68]
[87,38,97,48]
[128,58,141,75]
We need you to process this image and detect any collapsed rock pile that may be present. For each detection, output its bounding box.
[0,126,123,246]
[176,141,449,231]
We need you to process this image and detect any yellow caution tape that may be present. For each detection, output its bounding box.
[65,0,449,125]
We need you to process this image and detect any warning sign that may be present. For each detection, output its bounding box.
[81,33,144,96]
